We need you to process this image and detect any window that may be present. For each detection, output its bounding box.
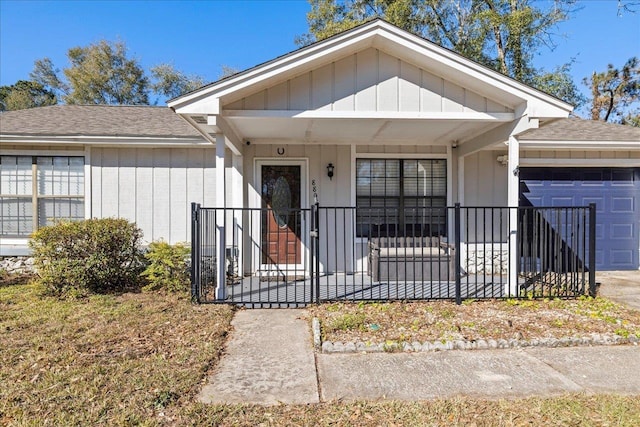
[0,156,84,237]
[356,159,446,237]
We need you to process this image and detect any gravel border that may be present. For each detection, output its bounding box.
[312,317,640,354]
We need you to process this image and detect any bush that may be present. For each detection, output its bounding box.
[141,241,190,293]
[29,218,144,296]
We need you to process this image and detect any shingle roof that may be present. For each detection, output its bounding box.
[517,118,640,142]
[0,105,202,138]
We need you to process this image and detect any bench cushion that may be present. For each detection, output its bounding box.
[377,247,446,257]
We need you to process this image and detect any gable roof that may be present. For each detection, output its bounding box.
[0,105,201,138]
[169,19,573,117]
[517,118,640,142]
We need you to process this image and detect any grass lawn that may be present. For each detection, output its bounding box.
[2,279,639,426]
[0,281,234,425]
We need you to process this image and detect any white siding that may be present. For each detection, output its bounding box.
[225,48,513,114]
[91,147,216,244]
[356,145,447,154]
[463,151,509,242]
[464,151,508,206]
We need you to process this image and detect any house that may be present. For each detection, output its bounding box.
[0,105,214,254]
[1,20,638,303]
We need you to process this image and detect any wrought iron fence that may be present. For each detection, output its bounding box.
[191,203,596,307]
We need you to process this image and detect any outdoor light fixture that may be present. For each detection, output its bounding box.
[327,163,335,180]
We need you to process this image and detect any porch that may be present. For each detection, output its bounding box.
[191,204,596,307]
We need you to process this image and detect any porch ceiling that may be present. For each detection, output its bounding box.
[214,112,513,145]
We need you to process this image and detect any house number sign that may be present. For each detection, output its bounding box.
[312,179,318,204]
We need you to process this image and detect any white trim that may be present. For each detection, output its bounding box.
[0,149,86,156]
[520,158,640,167]
[354,152,448,159]
[447,144,454,241]
[253,158,309,275]
[224,110,515,121]
[249,138,454,146]
[84,146,92,220]
[1,135,207,147]
[457,155,465,205]
[350,145,357,207]
[446,145,453,207]
[214,135,227,300]
[0,238,29,245]
[507,136,520,296]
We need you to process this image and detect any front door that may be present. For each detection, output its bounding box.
[258,162,306,271]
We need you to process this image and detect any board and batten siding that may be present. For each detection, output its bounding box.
[225,48,513,114]
[91,147,216,244]
[464,151,508,207]
[462,150,509,243]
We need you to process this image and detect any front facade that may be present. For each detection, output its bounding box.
[0,105,214,254]
[1,21,639,297]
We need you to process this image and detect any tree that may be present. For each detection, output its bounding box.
[150,63,206,100]
[219,65,240,79]
[31,40,149,105]
[531,62,586,110]
[302,1,572,78]
[584,57,639,125]
[0,80,57,111]
[299,0,580,103]
[474,0,573,83]
[150,64,236,101]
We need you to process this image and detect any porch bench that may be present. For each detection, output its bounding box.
[367,236,455,282]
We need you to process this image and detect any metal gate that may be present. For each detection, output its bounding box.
[191,203,596,307]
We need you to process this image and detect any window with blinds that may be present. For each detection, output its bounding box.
[0,156,84,237]
[356,159,447,237]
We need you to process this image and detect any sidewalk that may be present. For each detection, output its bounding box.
[198,309,319,405]
[597,271,640,310]
[199,309,640,405]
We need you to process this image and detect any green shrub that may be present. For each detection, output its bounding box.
[141,241,190,293]
[29,218,144,296]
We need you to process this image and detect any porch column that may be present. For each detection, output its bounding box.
[215,134,227,300]
[507,135,520,296]
[231,152,243,277]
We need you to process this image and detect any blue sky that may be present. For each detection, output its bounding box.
[1,0,639,108]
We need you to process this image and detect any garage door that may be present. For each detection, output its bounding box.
[520,168,640,271]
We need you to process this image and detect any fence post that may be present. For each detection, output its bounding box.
[310,203,316,304]
[314,200,320,304]
[215,209,227,301]
[314,201,321,304]
[190,202,200,303]
[507,206,519,298]
[589,203,597,297]
[454,203,462,305]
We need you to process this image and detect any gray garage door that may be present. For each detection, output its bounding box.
[520,167,640,271]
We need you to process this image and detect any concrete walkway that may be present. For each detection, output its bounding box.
[199,309,640,405]
[198,310,319,405]
[317,346,640,401]
[597,271,640,310]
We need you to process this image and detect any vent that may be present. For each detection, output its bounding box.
[192,116,207,124]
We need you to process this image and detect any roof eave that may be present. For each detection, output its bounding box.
[169,19,573,117]
[0,134,208,146]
